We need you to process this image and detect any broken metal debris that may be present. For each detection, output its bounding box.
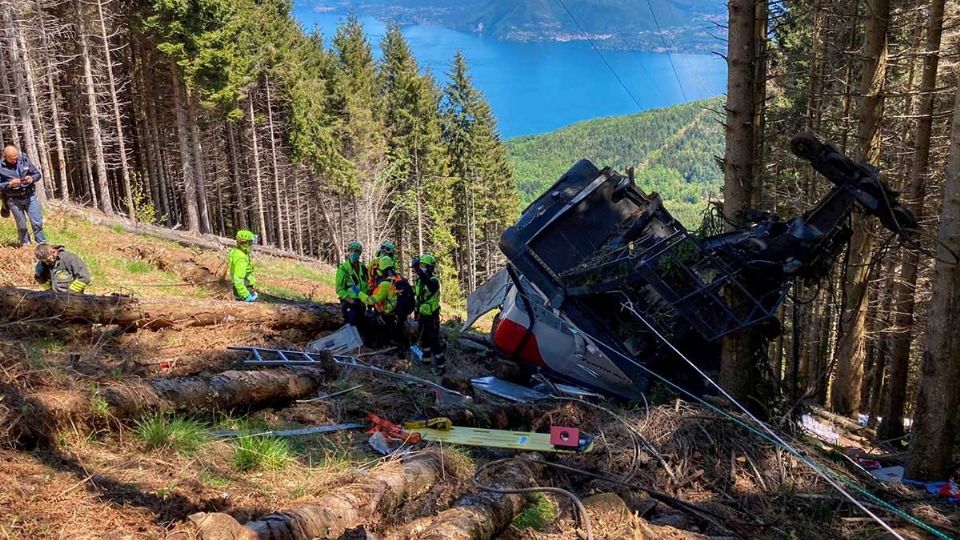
[306,324,363,354]
[209,423,366,439]
[231,345,469,401]
[468,133,918,400]
[296,383,364,403]
[471,376,549,403]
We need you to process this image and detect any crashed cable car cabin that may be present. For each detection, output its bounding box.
[469,133,917,400]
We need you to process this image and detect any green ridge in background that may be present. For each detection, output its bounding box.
[506,97,724,227]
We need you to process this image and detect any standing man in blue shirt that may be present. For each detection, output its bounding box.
[0,145,46,247]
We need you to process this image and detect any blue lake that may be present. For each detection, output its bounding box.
[293,6,727,138]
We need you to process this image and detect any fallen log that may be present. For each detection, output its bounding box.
[167,451,448,540]
[18,366,335,443]
[121,244,227,288]
[384,457,539,540]
[0,287,342,330]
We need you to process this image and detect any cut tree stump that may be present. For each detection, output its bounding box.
[384,457,539,540]
[167,452,448,540]
[0,287,342,330]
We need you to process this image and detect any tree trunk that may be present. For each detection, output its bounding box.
[171,453,447,540]
[0,287,342,331]
[227,121,246,229]
[248,94,268,241]
[16,24,53,201]
[17,366,334,443]
[720,0,763,403]
[42,32,69,200]
[3,4,39,178]
[831,0,890,417]
[74,95,99,208]
[143,58,171,225]
[294,169,304,254]
[95,0,133,218]
[866,258,897,428]
[0,43,20,146]
[878,0,945,442]
[130,44,156,218]
[76,0,113,213]
[907,76,960,480]
[385,459,538,540]
[188,94,211,233]
[265,77,286,250]
[170,61,200,232]
[838,1,862,154]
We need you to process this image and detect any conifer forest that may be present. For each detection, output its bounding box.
[0,0,517,303]
[1,0,960,537]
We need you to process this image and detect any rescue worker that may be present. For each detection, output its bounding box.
[367,240,398,291]
[335,241,368,329]
[412,253,445,372]
[360,255,411,355]
[34,243,91,294]
[229,229,258,302]
[373,240,393,258]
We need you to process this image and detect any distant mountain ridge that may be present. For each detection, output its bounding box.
[300,0,726,53]
[506,98,724,227]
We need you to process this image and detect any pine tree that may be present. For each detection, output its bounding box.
[380,26,454,273]
[441,51,517,295]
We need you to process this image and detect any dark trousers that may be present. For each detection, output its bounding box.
[417,312,445,366]
[341,300,365,327]
[367,311,407,353]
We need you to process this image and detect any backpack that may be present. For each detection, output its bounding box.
[393,275,415,318]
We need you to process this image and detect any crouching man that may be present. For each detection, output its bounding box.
[35,243,91,294]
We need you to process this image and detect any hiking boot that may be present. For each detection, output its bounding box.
[0,206,8,218]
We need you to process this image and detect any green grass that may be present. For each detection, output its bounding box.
[23,337,65,368]
[89,393,111,419]
[232,436,294,472]
[259,285,307,301]
[125,260,154,274]
[1,207,337,303]
[135,415,210,454]
[512,493,558,531]
[199,470,231,489]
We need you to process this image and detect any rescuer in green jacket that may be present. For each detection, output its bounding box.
[412,253,445,371]
[34,243,91,294]
[229,230,258,301]
[336,241,368,329]
[360,255,411,353]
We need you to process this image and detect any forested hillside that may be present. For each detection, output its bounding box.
[717,0,960,483]
[306,0,726,52]
[507,98,723,225]
[0,2,518,303]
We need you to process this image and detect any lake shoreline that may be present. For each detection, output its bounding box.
[295,9,728,138]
